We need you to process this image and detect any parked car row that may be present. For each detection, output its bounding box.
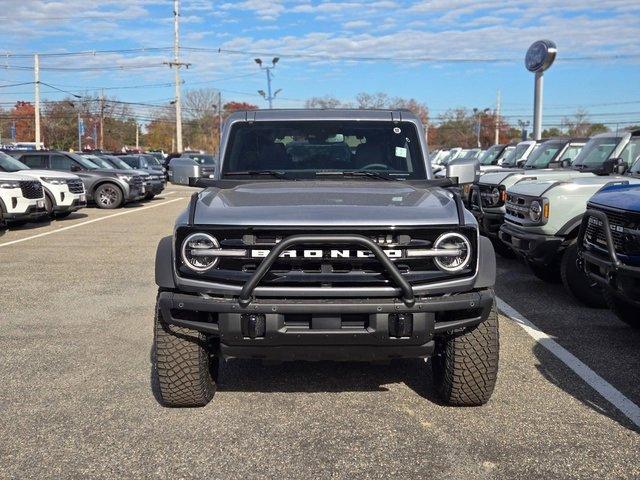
[464,129,640,327]
[0,149,167,229]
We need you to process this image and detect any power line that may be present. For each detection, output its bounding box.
[212,47,640,64]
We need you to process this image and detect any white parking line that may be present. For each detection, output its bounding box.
[497,298,640,429]
[0,197,186,248]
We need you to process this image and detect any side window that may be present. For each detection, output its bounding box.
[21,154,46,168]
[51,154,73,171]
[562,146,583,163]
[140,158,148,168]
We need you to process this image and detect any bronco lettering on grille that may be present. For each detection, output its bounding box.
[251,249,403,259]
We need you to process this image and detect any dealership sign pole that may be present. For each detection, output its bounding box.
[525,40,557,140]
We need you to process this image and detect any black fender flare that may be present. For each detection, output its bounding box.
[474,235,496,289]
[155,235,176,289]
[557,213,584,239]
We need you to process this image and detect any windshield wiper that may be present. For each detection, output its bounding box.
[315,170,400,181]
[225,170,290,179]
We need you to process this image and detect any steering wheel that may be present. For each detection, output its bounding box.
[359,163,389,171]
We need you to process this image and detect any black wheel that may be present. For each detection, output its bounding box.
[44,193,54,219]
[526,259,561,283]
[603,289,640,329]
[492,238,516,259]
[53,211,72,219]
[560,242,606,308]
[152,295,217,407]
[144,192,156,200]
[94,183,124,209]
[432,303,500,406]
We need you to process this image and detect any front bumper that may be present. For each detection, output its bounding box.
[147,180,166,195]
[157,289,495,361]
[578,210,640,305]
[499,223,563,264]
[53,195,87,213]
[4,202,47,221]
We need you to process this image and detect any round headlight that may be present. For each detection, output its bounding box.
[490,187,500,205]
[529,200,542,222]
[434,232,472,273]
[181,233,220,272]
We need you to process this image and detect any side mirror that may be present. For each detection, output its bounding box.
[601,158,619,174]
[70,164,81,172]
[615,163,628,175]
[446,159,477,185]
[516,159,526,168]
[560,158,572,168]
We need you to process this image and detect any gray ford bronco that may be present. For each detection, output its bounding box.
[153,109,499,408]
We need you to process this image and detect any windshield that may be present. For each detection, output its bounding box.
[478,145,504,165]
[142,154,162,165]
[617,137,640,168]
[67,152,99,169]
[222,121,427,179]
[101,155,132,170]
[524,142,563,169]
[571,136,620,169]
[0,151,30,172]
[83,155,115,169]
[502,143,530,167]
[185,154,216,165]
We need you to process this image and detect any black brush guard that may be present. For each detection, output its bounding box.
[237,234,416,308]
[578,209,640,306]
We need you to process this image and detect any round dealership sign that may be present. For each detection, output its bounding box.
[525,40,557,72]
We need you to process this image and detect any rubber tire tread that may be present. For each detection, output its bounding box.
[153,296,216,407]
[526,259,562,283]
[432,303,500,406]
[560,242,606,308]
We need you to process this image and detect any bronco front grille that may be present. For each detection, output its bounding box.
[584,205,640,256]
[19,180,43,199]
[176,227,477,288]
[66,179,84,194]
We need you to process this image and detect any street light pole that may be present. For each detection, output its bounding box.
[255,58,281,108]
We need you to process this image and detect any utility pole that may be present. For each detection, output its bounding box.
[494,90,501,145]
[99,90,105,150]
[77,112,83,151]
[255,58,281,108]
[135,122,139,150]
[34,54,41,150]
[164,0,190,153]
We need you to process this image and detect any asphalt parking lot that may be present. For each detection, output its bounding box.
[1,184,638,480]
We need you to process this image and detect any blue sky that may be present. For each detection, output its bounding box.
[1,0,639,129]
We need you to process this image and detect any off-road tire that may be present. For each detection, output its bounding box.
[603,289,640,329]
[492,238,516,259]
[94,183,124,209]
[144,192,156,200]
[560,242,606,308]
[44,192,54,219]
[432,303,500,406]
[152,297,217,407]
[53,211,72,219]
[526,259,561,283]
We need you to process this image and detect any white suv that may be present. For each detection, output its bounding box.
[0,152,86,219]
[0,171,46,226]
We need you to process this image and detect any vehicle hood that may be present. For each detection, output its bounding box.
[18,169,80,179]
[589,183,640,211]
[0,171,36,182]
[509,174,640,198]
[91,168,143,176]
[193,181,463,227]
[479,169,524,186]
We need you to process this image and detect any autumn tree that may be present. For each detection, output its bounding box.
[11,101,35,142]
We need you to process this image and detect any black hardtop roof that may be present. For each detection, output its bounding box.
[226,108,421,123]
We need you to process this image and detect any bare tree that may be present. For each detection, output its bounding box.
[305,96,344,109]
